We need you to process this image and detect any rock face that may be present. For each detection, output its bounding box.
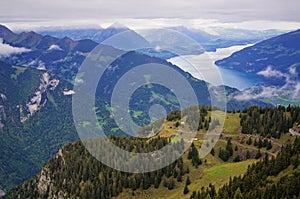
[37,168,51,195]
[0,93,7,130]
[28,149,67,199]
[20,72,59,122]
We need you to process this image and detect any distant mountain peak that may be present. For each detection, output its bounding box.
[0,24,13,33]
[62,36,73,41]
[0,24,15,38]
[20,31,39,36]
[108,22,128,30]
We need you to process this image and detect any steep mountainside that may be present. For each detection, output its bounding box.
[0,61,78,190]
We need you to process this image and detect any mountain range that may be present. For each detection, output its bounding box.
[38,22,129,44]
[37,23,284,52]
[0,24,98,80]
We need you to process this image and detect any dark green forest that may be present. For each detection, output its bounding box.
[6,136,197,199]
[240,106,300,138]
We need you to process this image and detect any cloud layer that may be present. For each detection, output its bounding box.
[0,0,299,30]
[0,38,30,57]
[234,66,300,103]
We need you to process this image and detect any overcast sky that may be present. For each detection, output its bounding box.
[1,0,300,31]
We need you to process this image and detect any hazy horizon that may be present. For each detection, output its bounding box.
[1,0,299,31]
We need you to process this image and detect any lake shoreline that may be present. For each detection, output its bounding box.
[168,44,264,90]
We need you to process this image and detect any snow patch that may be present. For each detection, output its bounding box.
[0,93,6,101]
[48,44,62,51]
[63,90,75,95]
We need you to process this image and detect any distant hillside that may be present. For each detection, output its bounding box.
[38,25,284,53]
[38,28,104,41]
[216,29,300,86]
[38,22,130,44]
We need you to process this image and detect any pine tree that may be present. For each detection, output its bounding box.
[186,176,191,185]
[210,148,215,156]
[188,143,202,167]
[226,138,233,156]
[235,145,238,151]
[234,188,242,199]
[233,155,241,162]
[183,185,189,194]
[246,150,251,159]
[255,150,262,159]
[246,137,252,145]
[167,178,175,190]
[266,141,272,150]
[176,171,182,182]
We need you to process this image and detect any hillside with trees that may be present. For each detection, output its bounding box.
[5,106,300,199]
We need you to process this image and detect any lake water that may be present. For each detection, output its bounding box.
[168,44,263,90]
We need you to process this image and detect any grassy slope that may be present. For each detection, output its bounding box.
[115,111,296,199]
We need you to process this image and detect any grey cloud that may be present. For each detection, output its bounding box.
[0,0,299,24]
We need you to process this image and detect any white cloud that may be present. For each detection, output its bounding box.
[289,66,298,76]
[293,82,300,99]
[48,44,62,51]
[75,78,84,85]
[236,66,300,102]
[0,38,30,57]
[37,60,46,70]
[234,86,279,101]
[257,66,286,78]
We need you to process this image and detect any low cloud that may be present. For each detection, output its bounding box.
[234,86,278,101]
[235,66,300,103]
[257,66,286,78]
[289,66,298,76]
[48,44,62,51]
[0,38,30,57]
